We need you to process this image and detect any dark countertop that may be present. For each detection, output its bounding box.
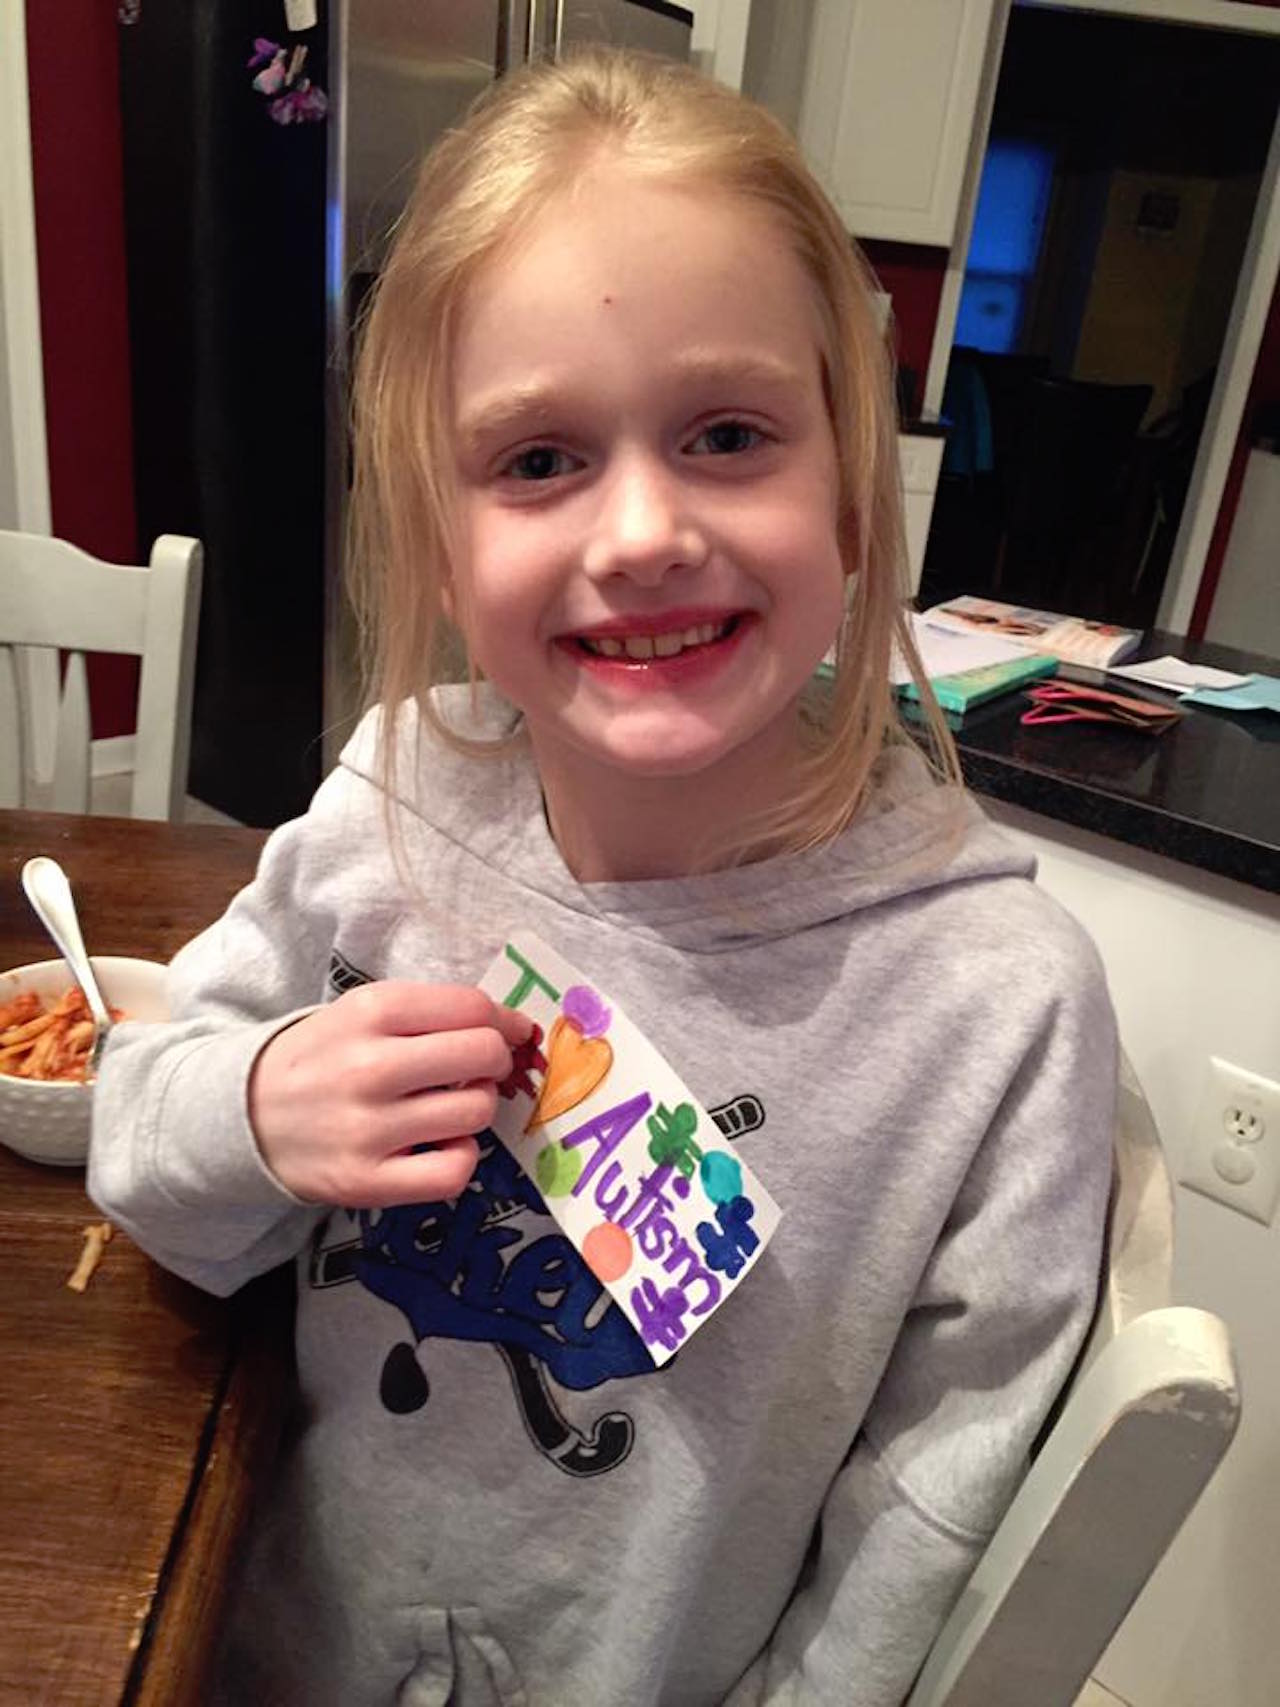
[949,631,1280,895]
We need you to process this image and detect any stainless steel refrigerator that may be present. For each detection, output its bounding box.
[118,1,690,826]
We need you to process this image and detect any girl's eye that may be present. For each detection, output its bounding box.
[687,419,766,457]
[501,445,580,482]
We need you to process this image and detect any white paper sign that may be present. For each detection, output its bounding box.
[479,932,781,1367]
[284,0,318,31]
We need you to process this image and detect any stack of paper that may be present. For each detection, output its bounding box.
[1106,656,1252,694]
[1106,656,1280,713]
[890,613,1032,686]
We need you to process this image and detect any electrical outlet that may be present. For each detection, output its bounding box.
[1179,1057,1280,1226]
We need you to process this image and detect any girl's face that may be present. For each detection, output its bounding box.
[449,167,845,791]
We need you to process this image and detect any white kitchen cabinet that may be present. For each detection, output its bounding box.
[748,0,997,247]
[689,0,754,88]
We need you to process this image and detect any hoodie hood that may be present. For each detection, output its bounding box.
[338,685,1035,953]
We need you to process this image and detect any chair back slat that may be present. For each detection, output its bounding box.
[1104,1051,1175,1330]
[50,651,91,814]
[0,648,20,809]
[18,647,59,784]
[0,539,149,654]
[133,535,203,820]
[1071,1051,1176,1390]
[0,531,202,820]
[907,1062,1237,1707]
[907,1308,1239,1707]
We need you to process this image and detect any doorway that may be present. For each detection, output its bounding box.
[920,2,1280,631]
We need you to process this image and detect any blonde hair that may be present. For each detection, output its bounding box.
[348,47,962,868]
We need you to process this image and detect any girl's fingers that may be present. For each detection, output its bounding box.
[364,1135,481,1207]
[351,982,533,1043]
[259,986,535,1206]
[368,1081,500,1153]
[492,1003,535,1044]
[373,1026,514,1099]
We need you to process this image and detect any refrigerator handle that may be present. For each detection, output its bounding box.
[498,0,523,73]
[497,0,563,72]
[527,0,561,61]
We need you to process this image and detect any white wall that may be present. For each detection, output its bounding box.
[983,796,1280,1707]
[0,0,49,533]
[0,0,59,785]
[0,242,18,530]
[1207,447,1280,659]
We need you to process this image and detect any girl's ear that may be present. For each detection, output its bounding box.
[441,557,465,627]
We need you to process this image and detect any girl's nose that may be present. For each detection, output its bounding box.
[582,452,709,586]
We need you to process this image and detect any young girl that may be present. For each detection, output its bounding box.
[90,49,1116,1707]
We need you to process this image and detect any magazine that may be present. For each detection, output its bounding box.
[919,596,1141,669]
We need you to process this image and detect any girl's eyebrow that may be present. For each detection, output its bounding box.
[456,353,810,452]
[666,350,810,396]
[456,383,563,454]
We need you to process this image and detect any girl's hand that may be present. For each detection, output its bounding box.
[248,982,533,1207]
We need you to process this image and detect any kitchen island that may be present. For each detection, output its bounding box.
[950,631,1280,895]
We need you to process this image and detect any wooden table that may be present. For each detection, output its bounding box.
[0,810,292,1707]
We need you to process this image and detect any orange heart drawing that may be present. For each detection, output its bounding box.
[524,1016,613,1132]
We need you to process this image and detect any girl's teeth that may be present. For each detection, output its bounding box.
[581,619,733,658]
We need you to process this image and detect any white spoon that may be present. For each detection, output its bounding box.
[20,856,114,1082]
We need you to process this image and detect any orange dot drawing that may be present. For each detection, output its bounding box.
[582,1221,633,1284]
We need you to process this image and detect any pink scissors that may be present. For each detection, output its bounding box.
[1020,681,1181,731]
[1021,683,1103,726]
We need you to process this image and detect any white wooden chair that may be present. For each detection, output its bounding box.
[908,1052,1241,1707]
[0,532,202,821]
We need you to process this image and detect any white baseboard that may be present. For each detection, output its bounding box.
[91,734,136,778]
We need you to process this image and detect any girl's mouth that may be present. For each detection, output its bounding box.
[571,615,741,661]
[558,613,751,690]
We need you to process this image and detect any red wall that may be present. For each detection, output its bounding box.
[25,1,137,737]
[862,240,949,420]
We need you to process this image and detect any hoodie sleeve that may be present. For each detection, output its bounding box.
[727,934,1118,1706]
[87,807,337,1298]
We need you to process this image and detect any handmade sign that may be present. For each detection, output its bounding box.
[479,932,781,1367]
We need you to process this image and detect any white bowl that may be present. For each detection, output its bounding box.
[0,957,169,1167]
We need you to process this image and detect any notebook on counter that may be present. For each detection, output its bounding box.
[898,652,1058,717]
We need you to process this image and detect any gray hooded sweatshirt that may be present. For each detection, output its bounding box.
[89,690,1116,1707]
